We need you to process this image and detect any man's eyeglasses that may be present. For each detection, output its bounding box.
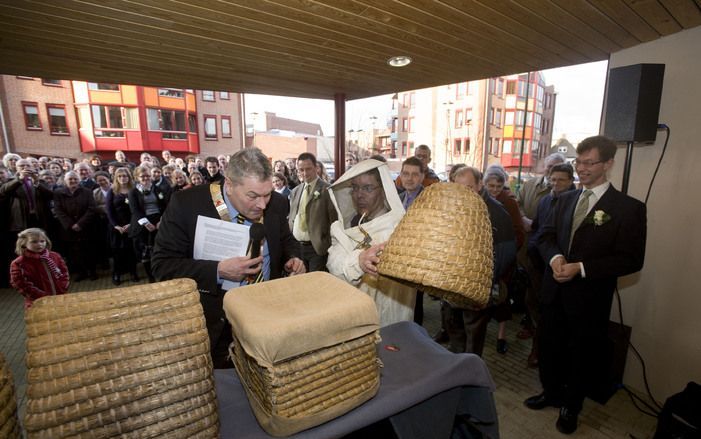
[351,184,379,194]
[573,159,603,168]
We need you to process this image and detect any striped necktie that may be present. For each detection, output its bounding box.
[569,189,592,249]
[236,213,264,284]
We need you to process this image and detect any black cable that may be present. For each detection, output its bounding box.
[615,287,663,415]
[644,125,671,205]
[623,386,659,418]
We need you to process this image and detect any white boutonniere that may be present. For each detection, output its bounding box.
[591,210,611,226]
[313,190,320,200]
[157,192,164,200]
[124,198,129,204]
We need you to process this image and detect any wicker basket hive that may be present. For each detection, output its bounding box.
[1,353,21,439]
[378,182,494,308]
[23,278,218,439]
[223,272,381,437]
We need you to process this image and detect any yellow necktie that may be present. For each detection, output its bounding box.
[569,189,592,249]
[299,184,311,232]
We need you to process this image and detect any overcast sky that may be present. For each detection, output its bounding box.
[245,60,609,145]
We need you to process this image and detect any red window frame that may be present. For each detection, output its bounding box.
[454,138,462,155]
[46,104,70,136]
[221,115,232,138]
[402,118,408,132]
[401,141,408,156]
[202,90,215,102]
[22,101,42,131]
[204,114,217,140]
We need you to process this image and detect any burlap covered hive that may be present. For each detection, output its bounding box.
[23,278,218,438]
[378,182,493,308]
[223,271,381,437]
[1,353,21,439]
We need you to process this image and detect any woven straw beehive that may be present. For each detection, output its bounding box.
[23,278,218,438]
[0,353,21,439]
[224,272,380,437]
[378,183,493,308]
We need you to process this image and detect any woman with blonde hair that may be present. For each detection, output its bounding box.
[106,168,138,284]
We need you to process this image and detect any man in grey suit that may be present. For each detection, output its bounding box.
[524,136,647,435]
[288,152,337,272]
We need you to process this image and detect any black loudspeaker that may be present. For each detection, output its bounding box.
[603,63,665,143]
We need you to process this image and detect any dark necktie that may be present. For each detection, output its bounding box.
[236,213,263,284]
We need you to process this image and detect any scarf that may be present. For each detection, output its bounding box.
[38,249,61,276]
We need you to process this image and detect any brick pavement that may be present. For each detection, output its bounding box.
[1,273,659,437]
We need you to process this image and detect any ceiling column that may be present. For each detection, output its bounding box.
[334,93,346,179]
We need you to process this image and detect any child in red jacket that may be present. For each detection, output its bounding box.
[10,228,69,308]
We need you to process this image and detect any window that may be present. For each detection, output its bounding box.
[158,88,184,98]
[457,82,467,97]
[455,110,463,128]
[204,115,217,139]
[465,108,473,124]
[503,140,512,154]
[505,111,515,126]
[91,105,138,137]
[392,118,398,133]
[495,109,502,128]
[506,80,516,95]
[221,116,232,138]
[515,110,525,127]
[402,118,408,132]
[188,113,197,132]
[488,107,493,125]
[401,141,408,156]
[147,108,187,139]
[22,102,41,130]
[409,117,415,132]
[409,92,416,108]
[16,76,34,80]
[220,91,230,100]
[465,137,471,153]
[47,104,69,135]
[402,93,409,108]
[202,90,215,101]
[518,80,528,97]
[42,79,62,86]
[88,83,119,91]
[454,139,462,154]
[558,146,568,153]
[492,138,500,156]
[496,79,504,96]
[409,141,414,153]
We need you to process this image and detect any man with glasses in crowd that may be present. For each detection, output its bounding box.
[524,136,647,435]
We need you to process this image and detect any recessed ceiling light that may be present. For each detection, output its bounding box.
[387,55,412,67]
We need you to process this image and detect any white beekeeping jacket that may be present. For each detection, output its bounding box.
[327,159,415,327]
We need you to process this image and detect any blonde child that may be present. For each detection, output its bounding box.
[10,228,69,308]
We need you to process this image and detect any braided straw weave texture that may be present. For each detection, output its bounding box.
[23,278,218,438]
[231,331,380,437]
[378,183,493,308]
[1,353,21,439]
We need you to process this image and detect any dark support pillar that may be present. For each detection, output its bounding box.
[334,93,346,179]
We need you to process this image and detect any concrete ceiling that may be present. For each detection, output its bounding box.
[0,0,699,100]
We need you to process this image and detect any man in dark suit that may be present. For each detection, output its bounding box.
[152,147,305,368]
[288,152,336,272]
[524,136,647,434]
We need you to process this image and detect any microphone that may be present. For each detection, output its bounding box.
[249,223,265,259]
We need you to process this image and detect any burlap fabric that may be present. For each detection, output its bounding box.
[378,183,494,308]
[223,272,381,437]
[0,354,21,439]
[23,278,218,438]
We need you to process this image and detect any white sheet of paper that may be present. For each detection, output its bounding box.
[194,215,250,291]
[193,215,249,261]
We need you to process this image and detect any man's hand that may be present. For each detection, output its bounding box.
[359,242,386,275]
[284,257,306,276]
[71,224,81,232]
[144,223,157,232]
[217,256,264,282]
[553,262,581,283]
[522,216,533,232]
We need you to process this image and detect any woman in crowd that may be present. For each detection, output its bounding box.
[90,155,106,173]
[106,167,138,284]
[93,171,113,269]
[272,172,291,199]
[274,160,295,189]
[483,165,526,354]
[53,170,98,281]
[316,161,330,183]
[47,160,65,184]
[161,165,175,186]
[171,169,192,192]
[128,166,168,283]
[189,170,205,186]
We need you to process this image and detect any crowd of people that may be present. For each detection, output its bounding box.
[2,135,646,434]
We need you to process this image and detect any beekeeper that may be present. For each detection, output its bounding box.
[327,159,416,326]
